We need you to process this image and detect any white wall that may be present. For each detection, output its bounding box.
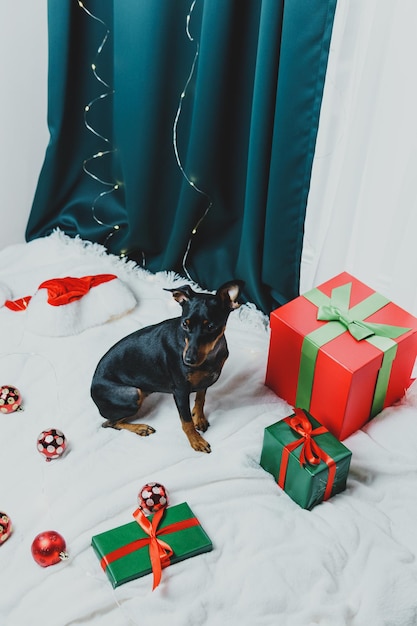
[0,0,48,250]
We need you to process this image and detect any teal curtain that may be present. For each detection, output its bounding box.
[26,0,337,313]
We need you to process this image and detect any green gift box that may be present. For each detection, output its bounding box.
[91,502,213,588]
[260,409,352,510]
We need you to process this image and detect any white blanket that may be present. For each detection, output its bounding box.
[1,231,417,626]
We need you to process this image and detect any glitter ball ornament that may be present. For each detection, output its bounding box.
[31,530,69,567]
[0,385,22,413]
[0,512,12,545]
[137,482,168,516]
[37,428,67,462]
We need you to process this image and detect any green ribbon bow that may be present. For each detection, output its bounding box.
[296,283,411,418]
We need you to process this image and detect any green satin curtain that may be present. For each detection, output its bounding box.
[26,0,337,313]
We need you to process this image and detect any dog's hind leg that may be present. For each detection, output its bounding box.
[100,388,155,436]
[102,418,155,437]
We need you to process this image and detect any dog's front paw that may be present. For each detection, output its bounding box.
[183,422,211,453]
[192,410,210,433]
[190,434,211,453]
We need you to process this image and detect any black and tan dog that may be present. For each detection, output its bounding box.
[90,280,244,453]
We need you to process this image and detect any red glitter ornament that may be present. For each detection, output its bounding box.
[31,530,69,567]
[0,386,22,413]
[0,512,12,545]
[137,482,168,516]
[37,428,67,462]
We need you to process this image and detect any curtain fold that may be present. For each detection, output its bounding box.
[26,0,337,313]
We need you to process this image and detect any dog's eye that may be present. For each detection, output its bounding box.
[206,322,216,332]
[182,319,190,330]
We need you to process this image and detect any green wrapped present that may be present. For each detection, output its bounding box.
[260,409,352,510]
[91,502,212,589]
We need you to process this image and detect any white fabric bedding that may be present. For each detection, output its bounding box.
[1,231,417,626]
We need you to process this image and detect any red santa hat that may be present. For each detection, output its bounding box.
[0,274,136,336]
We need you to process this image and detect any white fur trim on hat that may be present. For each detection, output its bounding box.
[25,277,137,336]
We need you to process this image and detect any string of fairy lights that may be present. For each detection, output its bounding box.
[78,0,213,278]
[173,0,213,280]
[78,0,123,250]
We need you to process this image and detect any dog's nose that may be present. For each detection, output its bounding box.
[183,345,202,366]
[184,352,196,365]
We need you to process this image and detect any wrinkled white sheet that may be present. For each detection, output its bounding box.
[1,231,417,626]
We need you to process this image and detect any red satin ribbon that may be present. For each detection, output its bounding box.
[278,408,336,501]
[100,509,199,590]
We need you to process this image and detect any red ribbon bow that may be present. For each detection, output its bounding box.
[278,409,336,501]
[100,508,199,590]
[132,508,173,590]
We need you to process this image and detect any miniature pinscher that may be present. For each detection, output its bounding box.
[90,280,244,453]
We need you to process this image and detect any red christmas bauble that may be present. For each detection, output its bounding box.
[0,512,12,545]
[31,530,68,567]
[0,385,22,413]
[137,482,168,516]
[37,428,67,462]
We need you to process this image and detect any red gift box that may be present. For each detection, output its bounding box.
[265,272,417,440]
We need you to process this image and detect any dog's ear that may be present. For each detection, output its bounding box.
[216,280,245,310]
[164,285,196,305]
